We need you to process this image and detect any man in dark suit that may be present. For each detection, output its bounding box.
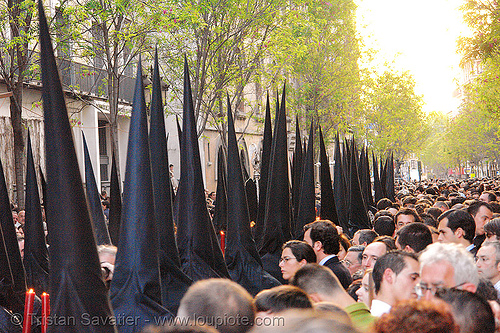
[303,220,352,289]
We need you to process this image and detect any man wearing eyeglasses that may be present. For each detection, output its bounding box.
[418,242,479,300]
[476,241,500,297]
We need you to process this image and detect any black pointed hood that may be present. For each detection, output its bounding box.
[362,148,374,208]
[108,152,121,245]
[212,148,227,234]
[0,158,25,314]
[357,145,369,213]
[245,178,258,225]
[225,97,281,295]
[39,166,47,207]
[110,60,172,329]
[319,127,338,224]
[294,122,316,239]
[149,50,191,314]
[372,152,383,204]
[24,130,49,295]
[241,150,250,181]
[254,93,272,249]
[260,85,290,284]
[39,1,116,330]
[380,156,388,198]
[385,153,396,202]
[347,139,371,236]
[175,57,230,281]
[83,133,111,246]
[333,134,349,233]
[176,114,182,150]
[291,116,303,222]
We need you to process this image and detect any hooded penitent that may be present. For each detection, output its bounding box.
[225,96,281,296]
[175,57,230,281]
[333,134,349,233]
[83,133,111,246]
[245,178,258,225]
[347,139,371,236]
[254,93,272,248]
[110,59,173,331]
[294,122,316,239]
[23,130,49,296]
[372,152,384,205]
[212,148,227,234]
[108,152,121,245]
[319,126,338,224]
[39,1,116,330]
[291,116,303,222]
[259,85,291,283]
[385,153,396,202]
[149,50,192,314]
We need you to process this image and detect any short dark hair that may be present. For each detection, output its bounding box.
[438,209,476,243]
[282,240,316,264]
[373,216,395,237]
[436,288,495,333]
[484,218,500,239]
[402,196,418,206]
[373,210,393,220]
[373,235,397,251]
[347,245,365,265]
[467,201,493,217]
[425,208,442,222]
[376,198,393,211]
[419,213,437,228]
[372,251,418,294]
[290,264,344,296]
[482,191,497,202]
[253,285,313,313]
[357,229,378,245]
[395,208,421,224]
[304,220,339,255]
[397,222,432,253]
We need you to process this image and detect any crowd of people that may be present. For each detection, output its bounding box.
[25,178,495,333]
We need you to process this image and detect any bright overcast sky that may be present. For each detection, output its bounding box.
[355,0,471,114]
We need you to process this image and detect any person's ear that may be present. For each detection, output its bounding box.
[454,227,465,239]
[404,245,415,253]
[461,282,477,293]
[309,293,323,303]
[299,259,308,267]
[313,241,323,252]
[383,268,395,285]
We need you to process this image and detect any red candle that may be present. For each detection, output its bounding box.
[22,289,35,333]
[220,230,225,255]
[41,293,50,333]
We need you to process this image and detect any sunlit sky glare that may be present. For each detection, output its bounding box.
[355,0,472,114]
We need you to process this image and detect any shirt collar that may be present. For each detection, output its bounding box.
[319,254,336,266]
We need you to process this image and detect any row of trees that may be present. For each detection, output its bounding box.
[0,0,427,206]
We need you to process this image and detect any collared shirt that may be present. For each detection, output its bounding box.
[319,254,336,266]
[466,244,475,253]
[370,299,391,317]
[494,280,500,297]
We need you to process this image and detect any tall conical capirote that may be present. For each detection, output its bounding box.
[291,116,303,222]
[212,148,228,234]
[175,56,230,281]
[347,139,371,236]
[149,50,191,314]
[245,178,258,224]
[260,84,291,284]
[83,133,111,246]
[254,93,272,248]
[24,130,49,295]
[241,150,250,181]
[294,122,316,239]
[372,152,383,204]
[176,114,182,150]
[385,153,395,202]
[357,145,369,213]
[362,148,374,208]
[333,134,349,233]
[108,152,121,245]
[225,96,281,295]
[110,60,173,331]
[39,1,116,331]
[319,126,338,224]
[380,156,388,199]
[0,157,25,314]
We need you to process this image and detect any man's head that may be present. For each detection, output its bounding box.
[437,209,475,245]
[484,218,500,242]
[476,241,500,285]
[376,198,393,211]
[361,241,387,271]
[419,243,479,299]
[394,208,420,231]
[396,222,433,253]
[303,220,339,260]
[433,201,449,212]
[372,251,420,306]
[467,201,493,236]
[342,246,364,276]
[253,285,313,315]
[351,229,378,246]
[290,264,345,303]
[373,216,395,237]
[177,279,255,333]
[480,191,497,203]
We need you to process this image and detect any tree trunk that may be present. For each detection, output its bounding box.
[108,74,121,187]
[10,88,24,209]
